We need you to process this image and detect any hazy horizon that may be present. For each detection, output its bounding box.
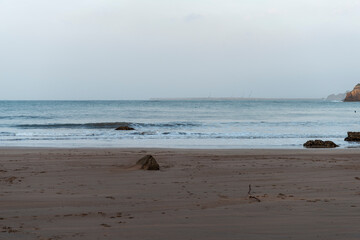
[0,97,327,101]
[1,0,360,100]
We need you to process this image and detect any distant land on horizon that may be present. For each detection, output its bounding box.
[150,97,323,101]
[0,95,347,101]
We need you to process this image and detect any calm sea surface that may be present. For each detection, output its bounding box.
[1,100,360,148]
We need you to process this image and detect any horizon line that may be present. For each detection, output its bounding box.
[0,97,325,101]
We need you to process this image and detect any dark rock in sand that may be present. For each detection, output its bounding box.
[344,132,360,141]
[136,155,160,170]
[115,126,135,131]
[303,140,338,148]
[344,84,360,102]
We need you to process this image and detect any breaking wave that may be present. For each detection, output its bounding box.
[15,121,201,129]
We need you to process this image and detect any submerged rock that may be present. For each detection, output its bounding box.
[136,155,160,170]
[115,126,135,131]
[344,132,360,141]
[303,140,338,148]
[344,84,360,102]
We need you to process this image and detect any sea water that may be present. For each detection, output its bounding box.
[1,99,360,148]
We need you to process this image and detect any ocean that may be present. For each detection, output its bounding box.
[1,99,360,148]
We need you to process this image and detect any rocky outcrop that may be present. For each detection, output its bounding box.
[303,140,338,148]
[115,126,135,130]
[344,84,360,102]
[136,155,160,170]
[326,93,347,101]
[344,132,360,141]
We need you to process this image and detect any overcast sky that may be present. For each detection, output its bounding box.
[1,0,360,100]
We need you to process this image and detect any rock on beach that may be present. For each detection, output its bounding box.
[303,140,338,148]
[345,132,360,141]
[136,155,160,170]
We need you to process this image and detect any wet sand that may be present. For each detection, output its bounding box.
[0,148,360,240]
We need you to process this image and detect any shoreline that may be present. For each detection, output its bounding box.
[1,142,359,150]
[2,146,360,153]
[1,147,360,239]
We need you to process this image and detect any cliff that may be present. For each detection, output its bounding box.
[344,84,360,102]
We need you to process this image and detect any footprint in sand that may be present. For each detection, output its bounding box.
[100,223,111,227]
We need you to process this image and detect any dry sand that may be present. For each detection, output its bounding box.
[0,148,360,240]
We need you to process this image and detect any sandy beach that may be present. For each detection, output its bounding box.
[0,148,360,240]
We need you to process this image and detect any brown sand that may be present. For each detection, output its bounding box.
[0,148,360,240]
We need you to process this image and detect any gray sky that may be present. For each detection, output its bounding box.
[1,0,360,100]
